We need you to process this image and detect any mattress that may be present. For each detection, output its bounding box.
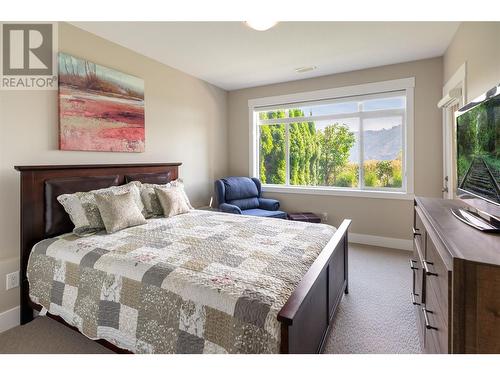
[27,210,336,353]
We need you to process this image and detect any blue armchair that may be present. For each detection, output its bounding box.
[214,177,287,219]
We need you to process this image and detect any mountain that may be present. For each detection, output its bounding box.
[349,124,402,162]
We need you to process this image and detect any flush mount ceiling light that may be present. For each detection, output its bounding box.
[295,66,317,73]
[245,21,278,31]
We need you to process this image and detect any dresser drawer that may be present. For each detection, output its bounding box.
[412,237,425,305]
[413,206,426,251]
[424,233,450,323]
[414,267,426,347]
[424,283,449,353]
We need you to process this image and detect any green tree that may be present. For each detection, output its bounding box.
[258,111,401,190]
[289,109,321,186]
[318,124,356,185]
[259,110,286,184]
[375,160,393,187]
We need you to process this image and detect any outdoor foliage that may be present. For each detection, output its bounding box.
[364,155,402,188]
[259,109,403,188]
[456,98,499,188]
[319,123,356,185]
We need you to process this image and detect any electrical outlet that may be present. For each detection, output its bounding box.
[321,212,328,222]
[6,271,19,290]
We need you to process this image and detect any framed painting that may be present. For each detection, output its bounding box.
[58,53,145,152]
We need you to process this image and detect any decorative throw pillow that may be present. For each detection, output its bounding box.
[139,179,193,217]
[95,191,147,233]
[155,186,191,218]
[57,181,145,236]
[139,183,169,218]
[170,179,194,210]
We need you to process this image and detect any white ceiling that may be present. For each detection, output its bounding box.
[72,22,460,91]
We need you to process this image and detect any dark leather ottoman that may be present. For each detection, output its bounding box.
[287,212,321,223]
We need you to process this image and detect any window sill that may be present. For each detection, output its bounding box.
[262,185,414,200]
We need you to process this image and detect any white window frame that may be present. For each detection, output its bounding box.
[248,78,415,200]
[439,63,466,199]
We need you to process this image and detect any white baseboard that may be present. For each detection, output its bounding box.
[349,233,412,251]
[0,306,20,333]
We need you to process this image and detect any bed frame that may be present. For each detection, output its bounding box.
[14,163,351,354]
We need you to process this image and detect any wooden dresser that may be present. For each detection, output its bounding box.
[412,197,500,353]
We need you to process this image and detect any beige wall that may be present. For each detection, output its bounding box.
[0,22,228,313]
[227,58,443,239]
[444,22,500,101]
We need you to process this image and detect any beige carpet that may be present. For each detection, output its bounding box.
[0,316,113,354]
[323,244,421,354]
[0,244,420,354]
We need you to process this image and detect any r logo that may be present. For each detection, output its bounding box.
[2,23,53,76]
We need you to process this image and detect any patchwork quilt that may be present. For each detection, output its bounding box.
[27,210,336,353]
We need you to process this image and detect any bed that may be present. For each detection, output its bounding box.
[15,163,351,354]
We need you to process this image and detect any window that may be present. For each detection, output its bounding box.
[249,79,414,198]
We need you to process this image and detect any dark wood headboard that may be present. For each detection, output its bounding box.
[14,163,181,324]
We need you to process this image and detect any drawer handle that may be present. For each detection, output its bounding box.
[411,292,420,305]
[412,227,421,237]
[409,259,419,270]
[423,260,438,276]
[422,307,438,330]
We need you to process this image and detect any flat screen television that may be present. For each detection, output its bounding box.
[454,84,500,231]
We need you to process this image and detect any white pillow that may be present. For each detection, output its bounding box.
[139,179,193,218]
[169,179,194,210]
[139,183,169,218]
[155,186,191,218]
[57,181,144,236]
[95,190,147,233]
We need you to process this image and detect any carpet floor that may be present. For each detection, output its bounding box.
[0,315,113,354]
[0,244,420,354]
[322,244,421,354]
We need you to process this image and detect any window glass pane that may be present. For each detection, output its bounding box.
[362,116,403,188]
[257,101,358,121]
[288,120,321,186]
[257,95,405,121]
[259,124,286,184]
[298,101,358,117]
[289,117,359,188]
[319,118,360,188]
[256,91,407,192]
[258,110,287,121]
[362,96,405,111]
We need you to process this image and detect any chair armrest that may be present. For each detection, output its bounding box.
[258,198,280,211]
[214,179,226,206]
[219,203,242,215]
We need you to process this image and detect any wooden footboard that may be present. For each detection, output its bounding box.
[278,219,351,354]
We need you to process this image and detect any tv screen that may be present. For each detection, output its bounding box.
[456,85,500,205]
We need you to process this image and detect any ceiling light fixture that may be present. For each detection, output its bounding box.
[295,66,317,73]
[245,21,278,31]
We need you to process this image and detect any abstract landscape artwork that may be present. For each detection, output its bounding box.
[58,53,145,152]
